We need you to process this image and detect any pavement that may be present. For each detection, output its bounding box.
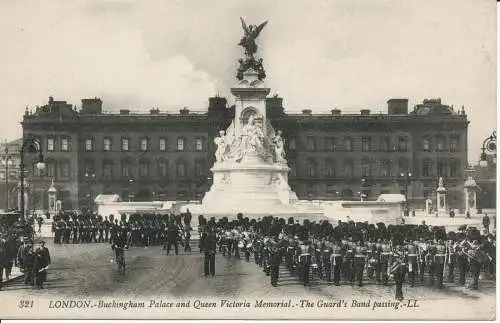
[1,238,495,319]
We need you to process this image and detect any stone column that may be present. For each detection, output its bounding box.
[464,176,478,215]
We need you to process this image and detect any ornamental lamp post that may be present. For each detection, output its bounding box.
[20,137,45,222]
[479,131,496,167]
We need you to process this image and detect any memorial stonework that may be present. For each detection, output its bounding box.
[201,18,299,216]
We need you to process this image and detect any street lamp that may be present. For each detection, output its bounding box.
[1,143,14,210]
[20,137,45,222]
[479,131,496,167]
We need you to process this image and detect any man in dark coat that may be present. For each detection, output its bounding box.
[200,228,217,277]
[482,214,490,235]
[165,221,180,255]
[22,241,35,286]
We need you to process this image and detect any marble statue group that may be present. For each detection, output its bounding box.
[214,115,286,165]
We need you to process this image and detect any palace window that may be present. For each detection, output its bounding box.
[361,160,371,177]
[47,137,54,152]
[380,160,391,177]
[195,160,205,177]
[288,138,296,151]
[177,138,185,151]
[450,160,459,177]
[46,161,56,178]
[450,136,458,152]
[140,138,149,152]
[307,159,317,177]
[177,162,186,178]
[159,138,167,152]
[158,160,169,177]
[139,160,149,178]
[422,137,431,151]
[121,138,129,152]
[380,136,390,152]
[60,160,70,178]
[306,137,315,151]
[102,161,113,179]
[326,137,337,151]
[325,159,335,177]
[61,137,69,152]
[361,137,371,152]
[422,159,432,177]
[344,161,353,178]
[397,137,408,152]
[85,138,93,152]
[121,160,130,177]
[437,159,445,177]
[344,137,353,152]
[436,137,444,151]
[195,138,203,151]
[103,138,111,152]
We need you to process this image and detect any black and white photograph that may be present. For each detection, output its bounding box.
[0,0,496,320]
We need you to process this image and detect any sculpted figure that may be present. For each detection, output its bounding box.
[239,18,268,58]
[214,130,227,162]
[232,115,265,162]
[272,130,286,163]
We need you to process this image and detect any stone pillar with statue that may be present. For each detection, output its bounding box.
[436,177,447,216]
[464,175,478,216]
[201,18,299,216]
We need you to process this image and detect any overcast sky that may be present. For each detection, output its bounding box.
[0,0,495,163]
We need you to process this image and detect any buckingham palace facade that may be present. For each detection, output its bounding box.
[21,95,468,211]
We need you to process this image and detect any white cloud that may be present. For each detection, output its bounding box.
[0,0,495,163]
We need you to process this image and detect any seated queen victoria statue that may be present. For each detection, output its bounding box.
[230,115,267,162]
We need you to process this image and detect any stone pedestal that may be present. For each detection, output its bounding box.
[199,68,299,217]
[464,176,478,215]
[436,177,447,216]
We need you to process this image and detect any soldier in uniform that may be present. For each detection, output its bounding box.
[104,216,111,242]
[200,227,217,277]
[184,223,192,253]
[417,238,428,283]
[54,219,61,244]
[269,239,282,287]
[98,220,104,243]
[379,239,392,285]
[343,238,355,283]
[63,220,70,243]
[331,239,343,286]
[298,240,312,286]
[434,239,446,289]
[165,220,180,255]
[446,236,457,283]
[353,238,367,287]
[455,235,469,286]
[391,244,407,301]
[72,220,79,244]
[406,239,418,287]
[321,238,332,282]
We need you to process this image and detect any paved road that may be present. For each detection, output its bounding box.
[1,241,495,319]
